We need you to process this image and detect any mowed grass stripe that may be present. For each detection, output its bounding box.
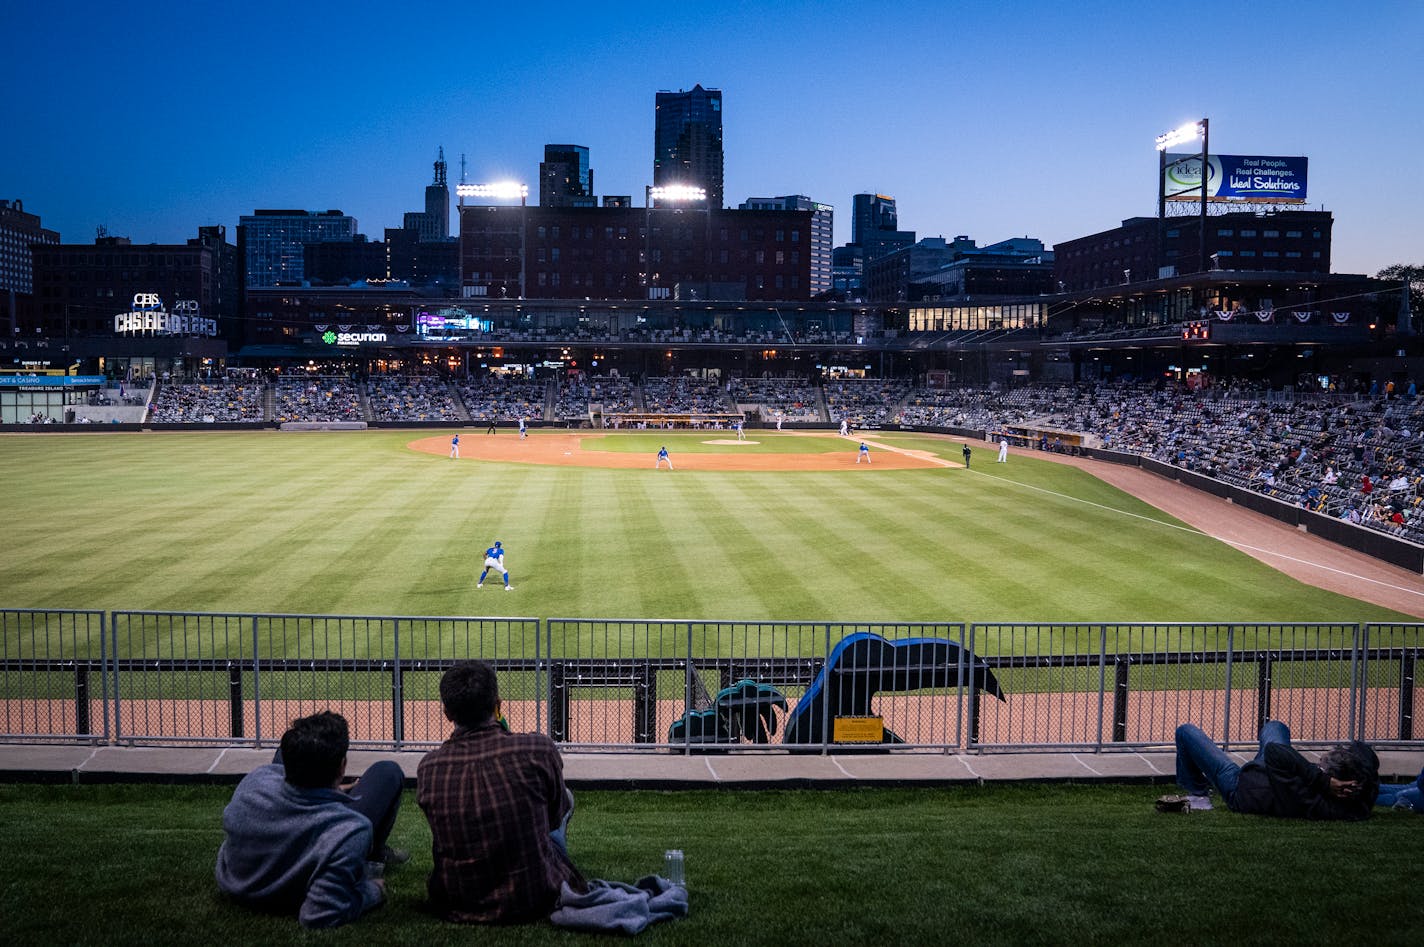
[0,432,1410,643]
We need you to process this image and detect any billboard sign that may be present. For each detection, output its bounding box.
[1165,154,1308,202]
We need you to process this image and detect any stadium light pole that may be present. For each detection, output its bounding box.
[1155,119,1208,275]
[644,184,707,300]
[457,182,529,298]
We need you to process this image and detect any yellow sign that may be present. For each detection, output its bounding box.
[832,716,884,744]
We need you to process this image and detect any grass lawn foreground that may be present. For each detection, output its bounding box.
[0,782,1420,945]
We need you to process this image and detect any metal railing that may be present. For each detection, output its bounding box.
[2,610,1420,752]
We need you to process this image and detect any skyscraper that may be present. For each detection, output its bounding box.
[851,193,915,262]
[403,148,450,241]
[654,85,723,208]
[539,145,595,208]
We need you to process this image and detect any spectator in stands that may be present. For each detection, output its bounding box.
[418,661,584,923]
[1171,719,1378,818]
[216,711,406,928]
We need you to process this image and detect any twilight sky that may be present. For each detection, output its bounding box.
[3,0,1419,276]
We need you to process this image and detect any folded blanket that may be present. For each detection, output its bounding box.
[550,875,689,934]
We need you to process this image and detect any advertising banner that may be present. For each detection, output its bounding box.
[1165,154,1308,202]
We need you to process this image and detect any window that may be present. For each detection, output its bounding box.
[775,251,784,265]
[1216,229,1234,237]
[775,275,784,289]
[550,273,560,287]
[1166,228,1180,238]
[1285,251,1302,258]
[1240,229,1257,237]
[1239,250,1256,257]
[1312,251,1321,258]
[1286,230,1302,238]
[551,226,560,239]
[755,250,765,264]
[1264,230,1279,237]
[775,230,784,242]
[740,229,748,241]
[790,251,800,264]
[537,226,546,239]
[791,276,800,289]
[1216,250,1232,257]
[719,228,728,241]
[604,226,614,239]
[536,248,546,263]
[719,249,728,263]
[791,231,800,242]
[550,248,560,262]
[1263,251,1279,257]
[538,272,547,287]
[755,275,764,289]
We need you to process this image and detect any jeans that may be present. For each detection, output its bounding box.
[1175,720,1291,804]
[1377,766,1424,811]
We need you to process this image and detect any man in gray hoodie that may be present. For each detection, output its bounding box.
[215,711,404,928]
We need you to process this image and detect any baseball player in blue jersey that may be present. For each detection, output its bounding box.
[450,433,460,458]
[656,445,673,470]
[857,441,871,464]
[518,417,528,438]
[477,540,512,590]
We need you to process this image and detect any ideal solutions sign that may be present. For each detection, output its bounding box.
[114,294,218,336]
[1165,154,1308,202]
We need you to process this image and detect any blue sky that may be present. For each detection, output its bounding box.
[3,0,1419,275]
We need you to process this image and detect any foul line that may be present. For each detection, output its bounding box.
[861,434,1424,601]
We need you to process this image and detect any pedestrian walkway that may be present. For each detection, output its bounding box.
[4,743,1421,789]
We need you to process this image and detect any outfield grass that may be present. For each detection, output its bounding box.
[0,430,1408,632]
[1,783,1420,945]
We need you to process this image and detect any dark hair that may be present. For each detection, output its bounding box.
[280,711,349,788]
[1322,741,1380,784]
[440,660,500,728]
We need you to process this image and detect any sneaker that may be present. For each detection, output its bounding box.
[477,583,483,589]
[1187,794,1214,811]
[504,585,514,591]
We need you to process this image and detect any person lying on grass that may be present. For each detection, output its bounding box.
[1172,719,1379,819]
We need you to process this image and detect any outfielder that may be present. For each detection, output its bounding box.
[477,540,513,590]
[997,438,1008,463]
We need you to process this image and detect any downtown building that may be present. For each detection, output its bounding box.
[1053,210,1333,292]
[0,199,60,334]
[237,209,359,288]
[654,85,724,208]
[739,195,834,297]
[458,203,816,302]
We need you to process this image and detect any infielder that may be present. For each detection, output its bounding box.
[735,420,746,441]
[477,540,512,590]
[656,445,674,470]
[997,438,1008,463]
[450,433,460,458]
[839,418,849,437]
[518,417,528,438]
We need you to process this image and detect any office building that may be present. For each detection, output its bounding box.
[1053,210,1333,292]
[237,209,358,288]
[29,226,237,336]
[540,145,596,208]
[654,85,724,208]
[0,199,60,333]
[740,195,834,297]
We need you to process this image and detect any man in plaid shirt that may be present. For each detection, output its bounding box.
[417,661,585,923]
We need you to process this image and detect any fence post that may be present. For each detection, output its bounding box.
[74,663,91,737]
[99,611,111,745]
[550,662,568,743]
[1112,657,1130,743]
[1348,623,1362,742]
[1401,650,1416,742]
[110,612,123,746]
[821,624,832,755]
[228,664,244,738]
[1256,651,1273,735]
[683,622,694,756]
[1094,624,1108,750]
[634,662,654,744]
[251,616,262,750]
[1222,625,1235,748]
[391,619,404,749]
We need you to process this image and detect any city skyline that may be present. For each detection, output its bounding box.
[3,0,1420,277]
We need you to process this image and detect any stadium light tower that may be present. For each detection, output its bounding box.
[1155,118,1209,275]
[457,182,529,299]
[644,184,708,298]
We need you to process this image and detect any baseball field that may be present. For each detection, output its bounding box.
[0,428,1412,629]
